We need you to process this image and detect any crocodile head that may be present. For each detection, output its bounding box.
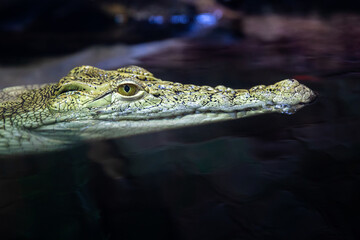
[38,65,316,139]
[0,65,316,154]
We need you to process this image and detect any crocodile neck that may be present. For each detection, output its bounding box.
[0,65,316,155]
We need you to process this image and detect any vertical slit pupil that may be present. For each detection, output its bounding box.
[124,85,130,92]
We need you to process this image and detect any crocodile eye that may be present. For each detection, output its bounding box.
[118,83,139,96]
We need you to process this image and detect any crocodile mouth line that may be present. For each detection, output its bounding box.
[95,105,284,122]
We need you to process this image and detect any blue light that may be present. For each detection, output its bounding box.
[195,13,217,26]
[171,15,189,24]
[148,16,164,25]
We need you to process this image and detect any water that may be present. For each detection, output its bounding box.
[0,40,359,240]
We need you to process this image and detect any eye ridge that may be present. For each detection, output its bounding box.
[56,83,87,96]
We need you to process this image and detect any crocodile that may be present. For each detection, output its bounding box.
[0,65,316,155]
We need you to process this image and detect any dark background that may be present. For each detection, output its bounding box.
[0,0,360,240]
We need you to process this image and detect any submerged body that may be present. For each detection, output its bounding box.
[0,66,316,155]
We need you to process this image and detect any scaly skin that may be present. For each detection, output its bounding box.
[0,66,316,155]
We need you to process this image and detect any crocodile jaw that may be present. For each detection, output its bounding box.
[80,109,280,138]
[35,96,313,141]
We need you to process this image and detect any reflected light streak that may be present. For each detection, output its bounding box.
[195,13,217,26]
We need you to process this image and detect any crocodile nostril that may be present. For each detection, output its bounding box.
[302,90,318,104]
